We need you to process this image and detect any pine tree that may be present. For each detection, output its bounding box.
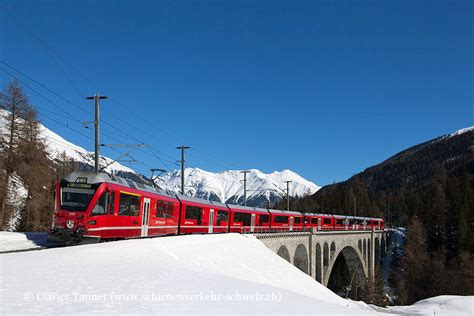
[16,109,54,231]
[0,80,55,231]
[360,267,387,307]
[402,216,430,303]
[0,80,33,229]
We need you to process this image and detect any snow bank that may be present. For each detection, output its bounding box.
[1,233,471,315]
[0,231,43,252]
[1,233,378,315]
[387,295,474,316]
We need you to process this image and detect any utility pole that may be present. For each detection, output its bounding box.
[240,170,250,206]
[86,94,107,173]
[176,145,190,195]
[284,180,292,212]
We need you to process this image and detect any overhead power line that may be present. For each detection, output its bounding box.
[1,6,242,172]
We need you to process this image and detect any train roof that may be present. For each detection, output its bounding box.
[175,193,228,208]
[332,214,353,219]
[268,209,303,216]
[302,212,333,217]
[226,204,269,213]
[63,171,177,199]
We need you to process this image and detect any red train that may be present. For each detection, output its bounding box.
[49,171,384,243]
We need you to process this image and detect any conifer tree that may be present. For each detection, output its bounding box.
[360,267,387,307]
[0,80,33,229]
[402,216,430,303]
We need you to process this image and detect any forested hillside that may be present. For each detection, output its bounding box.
[284,128,474,302]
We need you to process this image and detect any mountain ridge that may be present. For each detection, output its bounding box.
[155,167,321,207]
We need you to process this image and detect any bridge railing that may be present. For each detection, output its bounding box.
[243,227,386,235]
[241,227,311,234]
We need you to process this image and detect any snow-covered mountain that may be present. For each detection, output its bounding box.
[155,168,320,207]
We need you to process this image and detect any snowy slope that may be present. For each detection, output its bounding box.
[155,168,321,207]
[0,109,136,174]
[0,233,375,314]
[1,233,472,315]
[449,126,474,137]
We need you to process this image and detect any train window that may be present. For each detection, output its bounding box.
[274,216,288,224]
[109,192,115,215]
[156,200,174,218]
[323,218,331,225]
[91,191,108,216]
[311,218,318,224]
[60,186,96,212]
[118,193,140,216]
[294,217,301,224]
[185,206,202,225]
[259,214,269,225]
[234,212,251,226]
[216,210,228,225]
[336,219,343,225]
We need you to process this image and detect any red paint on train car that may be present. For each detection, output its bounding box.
[177,196,229,234]
[227,205,270,233]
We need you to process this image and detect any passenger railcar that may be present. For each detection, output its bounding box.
[177,195,229,234]
[227,205,270,233]
[49,171,385,244]
[51,171,180,243]
[268,209,304,232]
[303,213,334,230]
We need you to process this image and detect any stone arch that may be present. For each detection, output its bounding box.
[277,245,291,263]
[294,244,309,274]
[358,240,362,253]
[363,240,367,263]
[315,243,322,283]
[330,242,336,260]
[323,242,329,267]
[326,246,367,297]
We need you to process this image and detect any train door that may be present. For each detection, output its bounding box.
[250,214,256,233]
[289,217,294,231]
[208,209,214,234]
[141,198,150,237]
[318,218,322,231]
[344,219,349,230]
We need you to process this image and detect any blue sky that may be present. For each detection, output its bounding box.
[1,0,472,186]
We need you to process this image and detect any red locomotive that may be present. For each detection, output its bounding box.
[49,171,385,244]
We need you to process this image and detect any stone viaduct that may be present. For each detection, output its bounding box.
[255,229,386,287]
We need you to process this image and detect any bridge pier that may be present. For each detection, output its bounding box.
[255,229,386,290]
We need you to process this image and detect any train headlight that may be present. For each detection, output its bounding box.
[66,220,74,229]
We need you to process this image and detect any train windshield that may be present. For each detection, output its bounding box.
[60,182,98,212]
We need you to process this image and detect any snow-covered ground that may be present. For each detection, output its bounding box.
[386,296,474,316]
[1,233,472,315]
[0,233,371,314]
[0,231,46,252]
